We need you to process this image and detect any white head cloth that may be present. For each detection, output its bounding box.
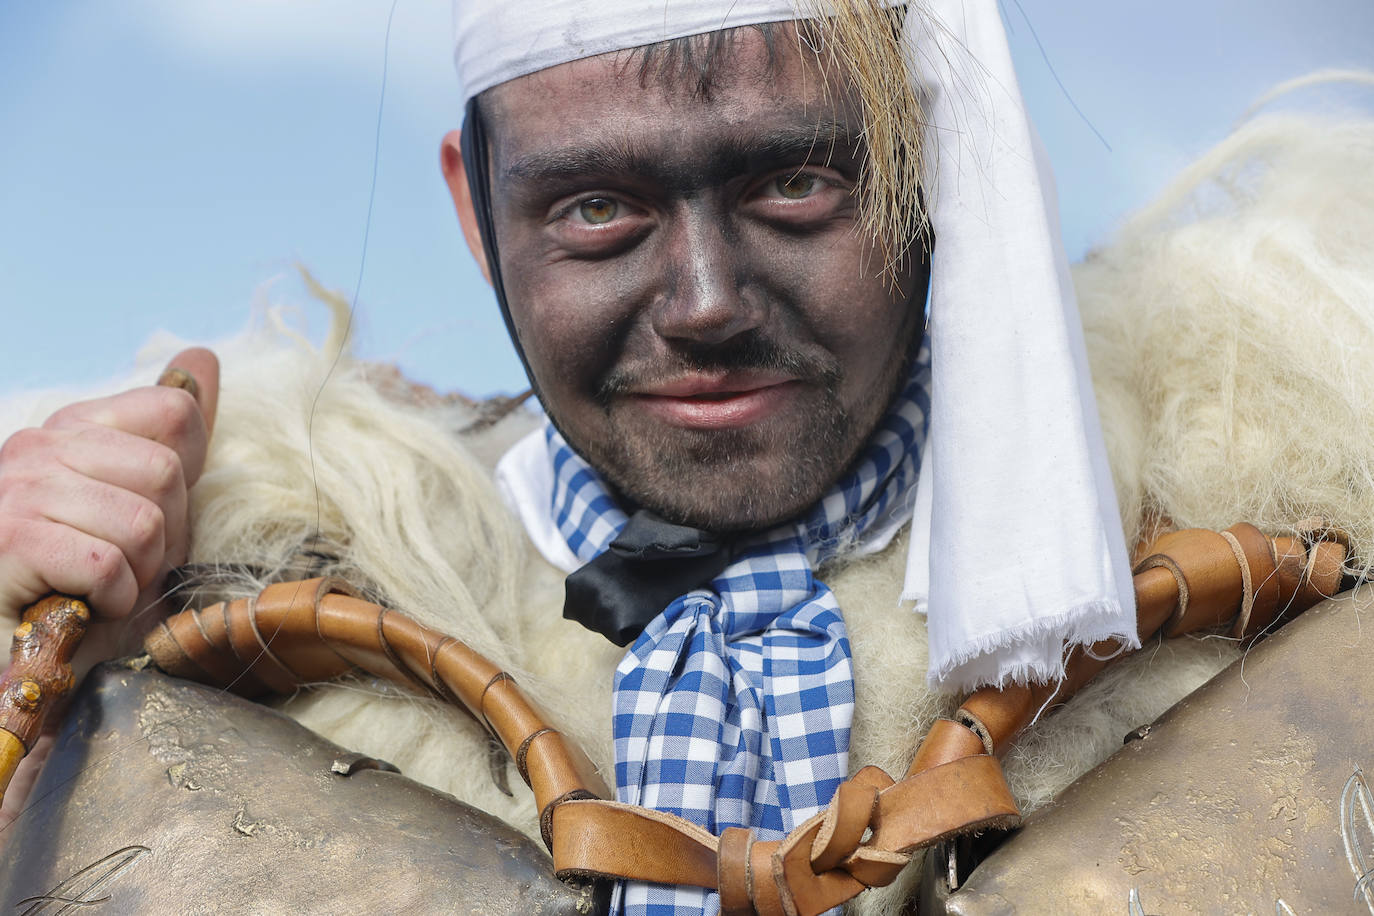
[459,0,1138,692]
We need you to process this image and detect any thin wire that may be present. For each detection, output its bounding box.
[307,0,402,534]
[2,0,405,841]
[1002,0,1113,153]
[244,0,406,808]
[289,0,403,677]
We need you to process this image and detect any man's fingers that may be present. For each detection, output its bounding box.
[0,347,219,629]
[159,347,220,440]
[42,425,191,562]
[0,518,139,621]
[44,386,209,486]
[9,472,171,591]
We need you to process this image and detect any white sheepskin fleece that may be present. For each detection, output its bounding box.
[5,110,1372,914]
[1080,112,1374,568]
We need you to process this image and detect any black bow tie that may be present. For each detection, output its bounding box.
[563,509,734,646]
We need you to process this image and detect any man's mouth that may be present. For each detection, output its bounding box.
[679,391,740,401]
[629,372,803,429]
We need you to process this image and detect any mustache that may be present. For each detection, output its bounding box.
[595,332,841,406]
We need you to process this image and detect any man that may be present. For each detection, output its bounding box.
[0,1,1136,912]
[440,16,1132,906]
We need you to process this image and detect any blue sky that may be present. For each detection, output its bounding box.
[2,1,1371,400]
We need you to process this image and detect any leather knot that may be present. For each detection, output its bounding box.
[810,778,879,873]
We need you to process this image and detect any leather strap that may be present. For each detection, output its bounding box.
[907,717,987,775]
[809,780,876,873]
[143,518,1348,915]
[946,522,1348,765]
[550,801,719,887]
[147,576,611,853]
[1135,528,1244,637]
[548,753,1018,916]
[1221,522,1282,638]
[145,575,1020,915]
[717,827,755,916]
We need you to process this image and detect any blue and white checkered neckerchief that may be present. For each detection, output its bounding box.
[547,347,931,916]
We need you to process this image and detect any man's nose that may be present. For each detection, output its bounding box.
[649,215,765,345]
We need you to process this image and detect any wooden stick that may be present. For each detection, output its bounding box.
[0,595,90,798]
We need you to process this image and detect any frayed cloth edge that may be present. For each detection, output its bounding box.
[923,599,1139,693]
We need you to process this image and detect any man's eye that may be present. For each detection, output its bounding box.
[775,173,818,199]
[578,198,619,224]
[549,195,650,256]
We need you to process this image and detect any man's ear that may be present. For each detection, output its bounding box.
[440,129,492,285]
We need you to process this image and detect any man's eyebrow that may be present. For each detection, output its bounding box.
[742,120,861,167]
[501,119,861,185]
[503,144,639,183]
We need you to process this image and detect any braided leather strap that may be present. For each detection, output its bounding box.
[142,521,1347,916]
[918,522,1348,767]
[144,577,607,847]
[142,578,1019,915]
[551,757,1018,916]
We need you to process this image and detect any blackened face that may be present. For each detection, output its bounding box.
[484,29,926,531]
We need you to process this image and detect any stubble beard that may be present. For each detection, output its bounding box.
[590,386,854,532]
[547,331,867,532]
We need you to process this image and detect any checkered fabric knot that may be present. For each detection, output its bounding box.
[547,348,930,915]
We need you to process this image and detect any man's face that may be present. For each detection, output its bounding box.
[483,28,925,531]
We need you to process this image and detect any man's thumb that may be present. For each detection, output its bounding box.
[157,347,221,439]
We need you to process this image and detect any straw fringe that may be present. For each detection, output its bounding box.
[794,0,929,277]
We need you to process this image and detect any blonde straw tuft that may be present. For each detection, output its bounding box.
[793,1,928,278]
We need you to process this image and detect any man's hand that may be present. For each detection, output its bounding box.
[0,347,220,639]
[0,348,218,836]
